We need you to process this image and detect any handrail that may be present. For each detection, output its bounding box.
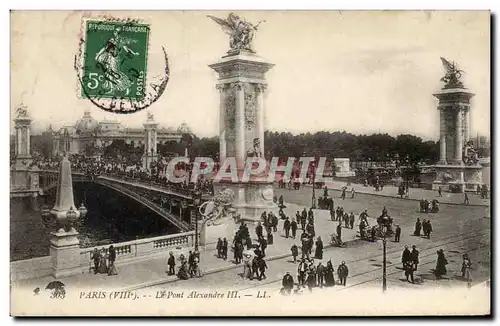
[96,179,191,232]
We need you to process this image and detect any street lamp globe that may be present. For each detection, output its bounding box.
[66,207,78,231]
[78,202,88,218]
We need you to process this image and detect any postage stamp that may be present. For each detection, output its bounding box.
[81,20,149,101]
[74,16,169,114]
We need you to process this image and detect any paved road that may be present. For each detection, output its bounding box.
[144,185,490,292]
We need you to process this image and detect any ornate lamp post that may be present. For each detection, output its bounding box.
[192,190,202,251]
[381,222,388,292]
[311,159,316,209]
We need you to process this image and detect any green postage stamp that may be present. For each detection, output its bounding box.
[82,20,150,101]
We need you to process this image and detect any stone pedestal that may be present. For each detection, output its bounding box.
[334,158,355,178]
[214,181,278,224]
[432,164,483,192]
[431,87,483,192]
[49,229,82,278]
[210,50,277,224]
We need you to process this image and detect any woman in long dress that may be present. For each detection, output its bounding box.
[314,237,323,260]
[98,248,108,274]
[324,260,335,286]
[434,249,448,279]
[107,245,118,276]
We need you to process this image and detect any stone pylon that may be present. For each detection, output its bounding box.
[49,155,82,278]
[50,155,80,223]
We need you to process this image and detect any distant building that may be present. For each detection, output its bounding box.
[52,109,184,156]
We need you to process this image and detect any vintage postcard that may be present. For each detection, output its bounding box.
[10,10,491,316]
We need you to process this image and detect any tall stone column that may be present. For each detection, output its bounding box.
[217,84,227,163]
[455,107,463,164]
[439,109,447,164]
[464,108,470,143]
[234,82,246,172]
[256,84,267,156]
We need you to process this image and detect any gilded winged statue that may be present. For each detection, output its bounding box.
[440,57,464,88]
[208,13,266,52]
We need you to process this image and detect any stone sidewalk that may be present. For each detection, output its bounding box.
[12,201,371,292]
[312,180,489,207]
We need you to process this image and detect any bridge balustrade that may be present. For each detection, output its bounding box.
[79,231,196,268]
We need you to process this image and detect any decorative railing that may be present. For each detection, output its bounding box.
[79,231,196,267]
[96,178,192,232]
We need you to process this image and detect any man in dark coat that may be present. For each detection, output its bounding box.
[167,251,176,275]
[295,211,301,224]
[370,226,377,242]
[402,245,411,268]
[255,222,263,241]
[394,225,401,242]
[349,212,355,229]
[414,218,422,236]
[291,244,299,263]
[301,208,308,224]
[282,272,294,295]
[297,258,307,286]
[336,222,342,242]
[283,217,291,238]
[300,214,307,231]
[422,219,428,237]
[410,245,420,271]
[259,237,268,257]
[221,238,228,260]
[316,262,326,288]
[337,261,349,286]
[91,248,100,274]
[425,220,433,239]
[290,219,298,239]
[258,257,268,280]
[308,208,314,220]
[272,214,279,233]
[216,238,223,258]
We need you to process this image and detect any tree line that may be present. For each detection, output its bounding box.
[25,130,440,164]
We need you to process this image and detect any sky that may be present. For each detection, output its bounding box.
[10,10,490,140]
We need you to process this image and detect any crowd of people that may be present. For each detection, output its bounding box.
[34,153,215,196]
[281,259,349,295]
[167,250,202,280]
[90,245,117,276]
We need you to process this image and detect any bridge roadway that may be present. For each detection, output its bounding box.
[38,171,205,232]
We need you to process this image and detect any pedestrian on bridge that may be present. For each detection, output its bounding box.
[222,238,228,260]
[394,225,401,242]
[216,238,223,258]
[167,251,176,275]
[284,217,291,238]
[291,219,298,239]
[337,261,349,286]
[291,244,299,263]
[464,192,470,205]
[414,218,422,236]
[349,212,355,229]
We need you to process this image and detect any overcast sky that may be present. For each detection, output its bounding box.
[11,10,490,140]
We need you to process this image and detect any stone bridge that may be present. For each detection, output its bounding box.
[38,171,212,233]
